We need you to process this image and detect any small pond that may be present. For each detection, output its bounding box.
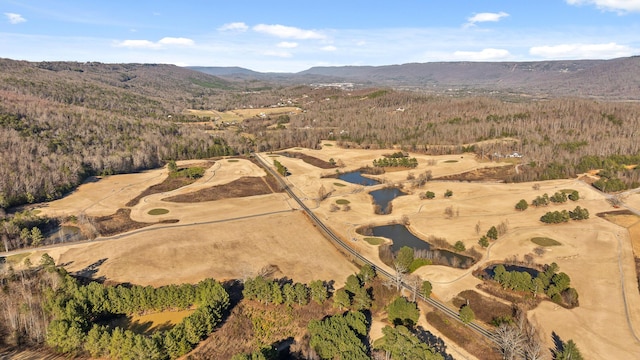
[369,187,405,214]
[367,224,474,268]
[483,264,540,279]
[338,171,380,186]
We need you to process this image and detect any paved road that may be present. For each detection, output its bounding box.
[252,152,496,342]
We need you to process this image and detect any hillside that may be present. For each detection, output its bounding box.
[0,59,238,208]
[193,56,640,99]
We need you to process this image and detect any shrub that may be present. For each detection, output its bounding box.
[515,199,528,211]
[568,190,580,201]
[408,258,432,272]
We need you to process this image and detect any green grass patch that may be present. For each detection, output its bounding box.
[335,199,350,205]
[531,237,562,246]
[333,182,346,187]
[268,155,280,157]
[366,89,389,99]
[148,208,169,215]
[444,160,459,163]
[171,166,205,179]
[227,159,239,163]
[364,237,385,245]
[7,252,31,265]
[409,258,432,272]
[323,143,333,146]
[560,189,576,194]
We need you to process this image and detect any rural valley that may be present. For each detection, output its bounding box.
[1,54,640,360]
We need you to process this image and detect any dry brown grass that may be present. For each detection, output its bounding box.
[125,161,215,206]
[426,310,501,360]
[278,152,337,169]
[191,300,336,359]
[92,209,159,237]
[436,165,516,182]
[162,176,279,203]
[451,290,514,325]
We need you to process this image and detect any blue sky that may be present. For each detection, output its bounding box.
[1,0,639,72]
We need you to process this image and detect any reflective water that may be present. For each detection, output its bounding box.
[337,171,380,186]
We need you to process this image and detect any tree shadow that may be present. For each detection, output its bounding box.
[73,257,107,282]
[551,331,564,358]
[414,325,454,360]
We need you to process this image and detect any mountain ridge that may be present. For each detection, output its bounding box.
[189,56,640,99]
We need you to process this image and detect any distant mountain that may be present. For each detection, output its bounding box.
[187,66,263,77]
[190,57,640,99]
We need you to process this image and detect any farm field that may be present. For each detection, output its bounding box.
[20,142,640,359]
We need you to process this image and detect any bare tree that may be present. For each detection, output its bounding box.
[494,323,525,360]
[533,247,546,257]
[391,261,408,291]
[497,219,509,236]
[405,274,422,302]
[444,206,454,219]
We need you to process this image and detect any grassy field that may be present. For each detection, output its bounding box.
[31,144,640,359]
[112,309,195,335]
[147,208,169,215]
[363,237,384,245]
[531,237,562,246]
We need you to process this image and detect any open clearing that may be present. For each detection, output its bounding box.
[184,106,301,123]
[26,142,640,359]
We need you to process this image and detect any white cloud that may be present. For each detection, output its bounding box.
[465,11,509,27]
[115,37,195,49]
[253,24,325,39]
[453,48,511,60]
[116,39,160,49]
[4,12,26,24]
[277,41,298,48]
[218,22,248,31]
[566,0,640,13]
[321,45,337,51]
[158,37,194,46]
[530,42,635,58]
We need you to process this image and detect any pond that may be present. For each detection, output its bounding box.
[369,187,405,214]
[366,224,474,268]
[483,264,540,278]
[337,171,380,186]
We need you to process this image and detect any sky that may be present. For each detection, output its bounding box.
[1,0,640,72]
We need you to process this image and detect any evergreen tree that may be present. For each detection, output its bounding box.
[459,305,475,324]
[310,280,329,304]
[387,296,420,327]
